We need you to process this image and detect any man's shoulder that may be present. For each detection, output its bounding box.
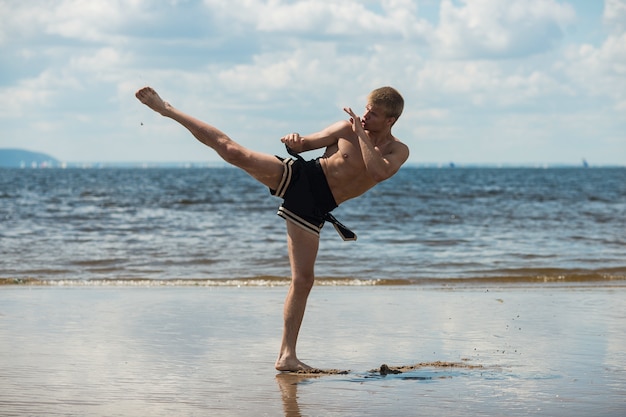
[388,137,410,166]
[391,137,409,153]
[321,119,354,140]
[330,119,352,132]
[319,119,348,132]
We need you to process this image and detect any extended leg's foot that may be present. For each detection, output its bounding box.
[135,86,171,115]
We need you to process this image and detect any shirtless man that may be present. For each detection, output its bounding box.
[135,86,409,371]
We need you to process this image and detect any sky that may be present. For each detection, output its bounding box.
[0,0,625,166]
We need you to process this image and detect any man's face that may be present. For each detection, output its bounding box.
[362,103,393,132]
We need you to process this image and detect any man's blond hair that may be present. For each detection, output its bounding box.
[368,86,404,121]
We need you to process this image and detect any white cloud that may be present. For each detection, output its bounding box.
[45,1,124,41]
[572,33,626,79]
[69,47,131,81]
[0,83,51,118]
[604,0,626,33]
[202,0,431,40]
[559,0,626,112]
[0,0,132,44]
[434,0,576,59]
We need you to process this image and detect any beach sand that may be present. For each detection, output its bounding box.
[1,283,625,416]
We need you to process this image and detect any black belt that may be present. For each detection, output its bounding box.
[285,145,357,241]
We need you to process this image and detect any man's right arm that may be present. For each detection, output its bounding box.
[281,120,351,153]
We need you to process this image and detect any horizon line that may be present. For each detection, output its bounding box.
[3,161,624,169]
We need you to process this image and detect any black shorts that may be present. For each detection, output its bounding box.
[270,156,338,237]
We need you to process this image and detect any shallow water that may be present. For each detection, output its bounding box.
[1,167,625,283]
[1,286,624,416]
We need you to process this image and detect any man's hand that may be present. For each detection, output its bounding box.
[280,133,305,153]
[343,107,368,139]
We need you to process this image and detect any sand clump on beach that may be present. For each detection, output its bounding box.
[283,361,484,376]
[374,361,484,375]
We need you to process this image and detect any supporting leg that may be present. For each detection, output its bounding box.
[275,221,319,371]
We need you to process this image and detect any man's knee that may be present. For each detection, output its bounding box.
[292,273,315,293]
[219,141,246,165]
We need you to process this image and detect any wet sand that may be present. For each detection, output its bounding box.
[1,284,625,416]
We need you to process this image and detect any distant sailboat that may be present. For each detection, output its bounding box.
[582,158,589,168]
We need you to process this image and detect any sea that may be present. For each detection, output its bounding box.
[1,166,624,286]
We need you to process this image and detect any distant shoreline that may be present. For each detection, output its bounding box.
[1,163,623,169]
[1,148,623,169]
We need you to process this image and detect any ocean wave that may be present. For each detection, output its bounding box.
[2,269,625,288]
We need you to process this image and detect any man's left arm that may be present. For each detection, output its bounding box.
[280,120,349,153]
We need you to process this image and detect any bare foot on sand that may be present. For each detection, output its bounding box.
[275,356,313,372]
[135,86,171,115]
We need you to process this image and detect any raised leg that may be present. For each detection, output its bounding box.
[275,221,319,371]
[135,86,284,189]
